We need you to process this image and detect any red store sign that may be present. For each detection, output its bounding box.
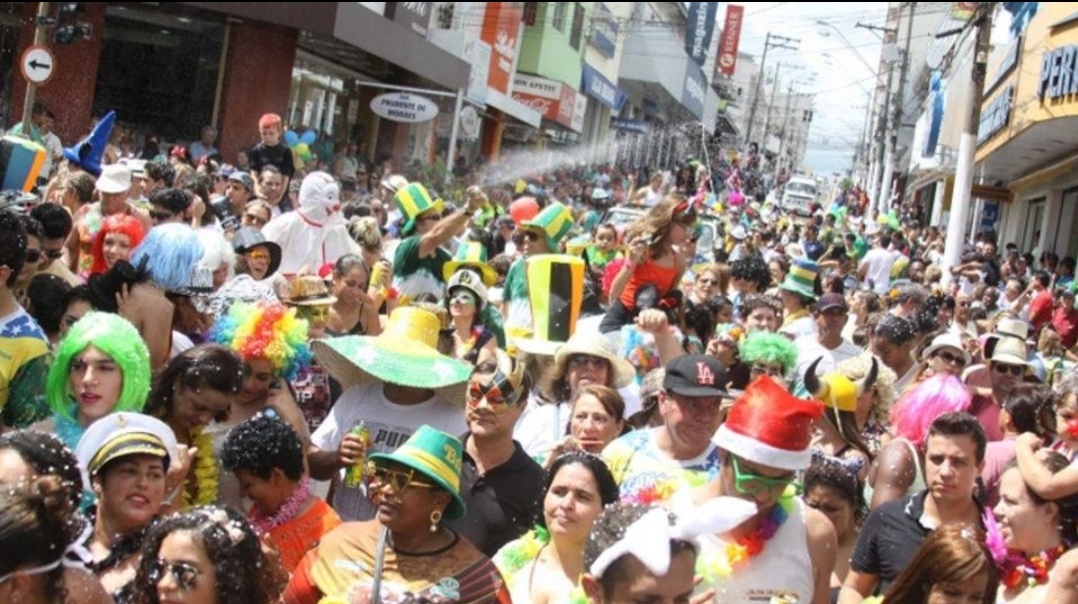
[512,73,577,129]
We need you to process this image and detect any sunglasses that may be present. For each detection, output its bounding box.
[419,213,442,222]
[148,558,201,592]
[524,231,542,242]
[43,249,64,260]
[569,354,608,369]
[243,213,268,227]
[247,250,271,262]
[697,277,717,285]
[935,351,966,367]
[365,462,437,493]
[24,250,41,263]
[992,363,1026,376]
[149,210,174,222]
[731,456,799,496]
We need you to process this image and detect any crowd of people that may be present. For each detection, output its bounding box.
[4,106,1078,604]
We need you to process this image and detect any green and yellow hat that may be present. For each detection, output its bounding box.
[369,425,466,519]
[779,258,819,301]
[395,183,443,236]
[443,241,498,287]
[515,254,584,356]
[522,202,574,251]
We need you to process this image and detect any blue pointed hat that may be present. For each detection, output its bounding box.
[63,110,115,177]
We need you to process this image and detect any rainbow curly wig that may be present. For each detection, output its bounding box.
[890,373,972,447]
[210,300,312,380]
[739,331,799,374]
[46,311,151,420]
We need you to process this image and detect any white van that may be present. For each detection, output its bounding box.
[781,177,819,217]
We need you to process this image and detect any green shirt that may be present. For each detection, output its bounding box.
[392,235,450,302]
[503,258,532,329]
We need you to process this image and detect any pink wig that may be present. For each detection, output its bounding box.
[890,374,972,446]
[90,214,146,275]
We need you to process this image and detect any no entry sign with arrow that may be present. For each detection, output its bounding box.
[20,46,56,85]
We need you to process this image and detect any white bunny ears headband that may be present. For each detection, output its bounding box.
[589,497,757,579]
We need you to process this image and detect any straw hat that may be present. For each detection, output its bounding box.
[311,307,472,403]
[552,330,635,388]
[287,275,337,306]
[921,332,971,365]
[990,336,1030,368]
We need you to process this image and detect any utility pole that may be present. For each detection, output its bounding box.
[879,1,917,213]
[866,12,900,215]
[744,32,798,148]
[777,82,794,173]
[762,62,783,157]
[943,4,994,286]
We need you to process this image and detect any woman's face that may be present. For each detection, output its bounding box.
[368,461,447,534]
[154,529,218,604]
[768,261,785,286]
[1055,394,1078,443]
[926,573,990,604]
[234,469,288,517]
[69,345,124,424]
[566,355,611,398]
[334,266,372,306]
[570,394,622,453]
[244,245,271,280]
[61,300,91,338]
[103,233,132,268]
[544,462,605,543]
[695,271,718,299]
[803,485,854,540]
[448,287,479,321]
[994,467,1057,553]
[95,454,166,531]
[929,348,966,378]
[171,384,233,432]
[238,358,274,405]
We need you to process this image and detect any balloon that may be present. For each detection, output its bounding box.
[293,143,311,163]
[510,196,540,224]
[284,130,300,147]
[728,190,745,207]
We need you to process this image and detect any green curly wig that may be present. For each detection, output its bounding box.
[739,331,799,374]
[46,311,151,420]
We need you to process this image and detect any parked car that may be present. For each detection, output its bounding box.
[781,177,819,217]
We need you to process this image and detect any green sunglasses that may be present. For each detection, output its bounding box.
[731,456,800,496]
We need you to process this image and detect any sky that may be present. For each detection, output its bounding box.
[735,2,891,176]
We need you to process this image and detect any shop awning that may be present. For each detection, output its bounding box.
[485,89,542,128]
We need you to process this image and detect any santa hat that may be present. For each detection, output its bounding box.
[713,375,824,471]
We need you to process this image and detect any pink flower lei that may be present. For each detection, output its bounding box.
[249,476,312,536]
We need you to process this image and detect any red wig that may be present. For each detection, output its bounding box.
[90,215,146,275]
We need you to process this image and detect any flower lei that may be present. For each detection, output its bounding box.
[1000,543,1067,589]
[495,526,550,591]
[183,429,219,509]
[624,470,710,506]
[249,477,311,536]
[696,493,795,583]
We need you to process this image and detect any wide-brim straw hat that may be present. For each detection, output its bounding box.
[552,330,635,388]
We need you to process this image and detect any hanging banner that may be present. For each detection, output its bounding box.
[685,2,718,67]
[370,92,440,123]
[716,5,744,77]
[480,2,523,95]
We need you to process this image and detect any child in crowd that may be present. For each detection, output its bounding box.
[248,113,295,193]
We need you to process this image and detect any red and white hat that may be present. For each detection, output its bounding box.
[713,375,824,471]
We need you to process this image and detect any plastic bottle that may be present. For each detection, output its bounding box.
[343,421,371,488]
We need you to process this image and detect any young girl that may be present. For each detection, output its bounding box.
[1014,373,1078,500]
[599,197,693,334]
[585,223,619,283]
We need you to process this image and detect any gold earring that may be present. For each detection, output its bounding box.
[429,509,442,533]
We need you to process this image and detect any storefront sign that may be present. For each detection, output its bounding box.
[581,63,627,111]
[977,85,1013,144]
[610,118,649,134]
[1039,44,1078,102]
[459,105,480,140]
[370,92,440,123]
[681,62,707,119]
[386,2,432,37]
[716,5,744,77]
[986,36,1021,94]
[511,73,576,129]
[588,3,618,59]
[685,2,718,68]
[464,40,492,104]
[481,3,523,95]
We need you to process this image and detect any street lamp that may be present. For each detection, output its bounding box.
[815,20,877,76]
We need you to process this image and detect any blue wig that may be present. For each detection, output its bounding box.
[130,223,204,292]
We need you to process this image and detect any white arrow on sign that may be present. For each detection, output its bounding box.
[21,46,56,85]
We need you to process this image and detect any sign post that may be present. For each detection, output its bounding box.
[20,3,52,133]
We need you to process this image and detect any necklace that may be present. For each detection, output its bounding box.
[1000,543,1067,589]
[249,477,311,536]
[697,493,795,582]
[183,428,219,509]
[85,509,156,574]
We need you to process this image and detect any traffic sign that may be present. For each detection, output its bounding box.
[20,46,56,85]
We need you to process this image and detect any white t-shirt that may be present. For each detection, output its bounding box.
[792,336,865,397]
[311,382,468,520]
[860,248,897,294]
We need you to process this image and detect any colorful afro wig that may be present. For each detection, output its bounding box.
[46,311,151,420]
[210,300,312,380]
[89,214,146,275]
[739,331,799,374]
[890,373,972,447]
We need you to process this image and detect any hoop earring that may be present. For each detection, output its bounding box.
[429,509,443,533]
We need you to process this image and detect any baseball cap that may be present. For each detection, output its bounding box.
[228,171,255,192]
[815,292,848,312]
[663,354,730,398]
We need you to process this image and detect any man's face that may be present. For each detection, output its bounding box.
[39,237,65,270]
[989,360,1025,398]
[15,235,43,289]
[745,306,778,333]
[201,127,216,146]
[658,390,723,457]
[259,172,284,204]
[465,372,523,440]
[815,307,848,342]
[583,550,696,604]
[720,454,796,514]
[227,181,251,206]
[924,433,982,506]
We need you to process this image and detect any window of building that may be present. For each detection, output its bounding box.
[522,2,538,26]
[552,3,566,32]
[569,3,585,49]
[435,3,454,29]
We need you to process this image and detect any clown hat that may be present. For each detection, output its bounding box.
[312,307,471,403]
[63,110,116,177]
[522,202,574,251]
[395,182,443,236]
[369,426,467,518]
[515,254,584,356]
[779,258,820,300]
[0,135,46,191]
[713,375,824,471]
[447,268,488,310]
[443,241,498,287]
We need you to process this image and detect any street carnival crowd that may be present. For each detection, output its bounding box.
[7,107,1078,604]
